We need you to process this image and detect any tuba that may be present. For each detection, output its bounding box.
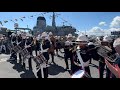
[95,41,117,62]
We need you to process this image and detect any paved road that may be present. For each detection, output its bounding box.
[0,51,106,78]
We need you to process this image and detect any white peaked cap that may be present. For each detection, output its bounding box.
[22,36,26,39]
[38,34,41,37]
[103,35,112,42]
[17,31,21,35]
[76,34,88,42]
[49,32,53,35]
[67,33,73,38]
[11,33,16,36]
[88,42,94,45]
[73,36,76,38]
[65,41,71,46]
[96,37,100,40]
[113,38,120,47]
[36,36,40,40]
[41,32,48,37]
[45,36,49,40]
[26,33,32,37]
[58,36,60,39]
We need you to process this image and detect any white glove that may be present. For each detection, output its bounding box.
[40,48,48,53]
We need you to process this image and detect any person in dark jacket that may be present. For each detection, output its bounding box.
[37,32,51,78]
[72,34,91,77]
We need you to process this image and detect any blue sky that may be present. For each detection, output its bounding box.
[0,12,120,32]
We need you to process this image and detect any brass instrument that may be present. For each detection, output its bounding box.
[96,45,116,62]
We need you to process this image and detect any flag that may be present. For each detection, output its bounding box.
[10,20,15,23]
[22,16,25,18]
[20,18,23,21]
[4,20,8,23]
[15,19,17,21]
[0,21,3,26]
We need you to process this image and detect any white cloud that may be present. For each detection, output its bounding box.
[87,27,104,36]
[109,28,120,31]
[110,16,120,28]
[99,22,107,26]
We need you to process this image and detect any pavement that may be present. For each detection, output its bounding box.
[0,50,106,78]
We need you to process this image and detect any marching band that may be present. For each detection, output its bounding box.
[1,30,120,78]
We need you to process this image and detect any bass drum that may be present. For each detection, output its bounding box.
[71,70,85,78]
[71,69,92,78]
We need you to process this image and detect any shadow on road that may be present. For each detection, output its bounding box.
[7,59,36,78]
[57,55,64,59]
[48,63,65,75]
[20,69,36,78]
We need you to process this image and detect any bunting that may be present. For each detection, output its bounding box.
[0,12,52,25]
[15,19,18,21]
[0,21,3,26]
[22,16,26,18]
[4,20,8,23]
[20,18,23,21]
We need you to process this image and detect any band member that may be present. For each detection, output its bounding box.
[25,33,34,70]
[72,34,91,76]
[99,35,115,78]
[10,33,17,61]
[37,32,51,78]
[0,36,6,53]
[34,36,40,56]
[105,38,120,78]
[88,42,94,64]
[64,34,74,71]
[17,32,23,64]
[48,32,56,64]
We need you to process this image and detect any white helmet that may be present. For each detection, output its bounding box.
[41,32,48,38]
[58,36,60,39]
[103,35,112,42]
[76,34,88,42]
[113,38,120,47]
[65,41,70,46]
[67,33,73,38]
[49,32,53,36]
[11,33,16,36]
[36,34,41,40]
[88,42,94,45]
[17,31,21,35]
[26,33,32,37]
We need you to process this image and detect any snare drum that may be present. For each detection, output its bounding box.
[71,70,92,78]
[20,48,30,59]
[34,53,47,65]
[13,45,22,53]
